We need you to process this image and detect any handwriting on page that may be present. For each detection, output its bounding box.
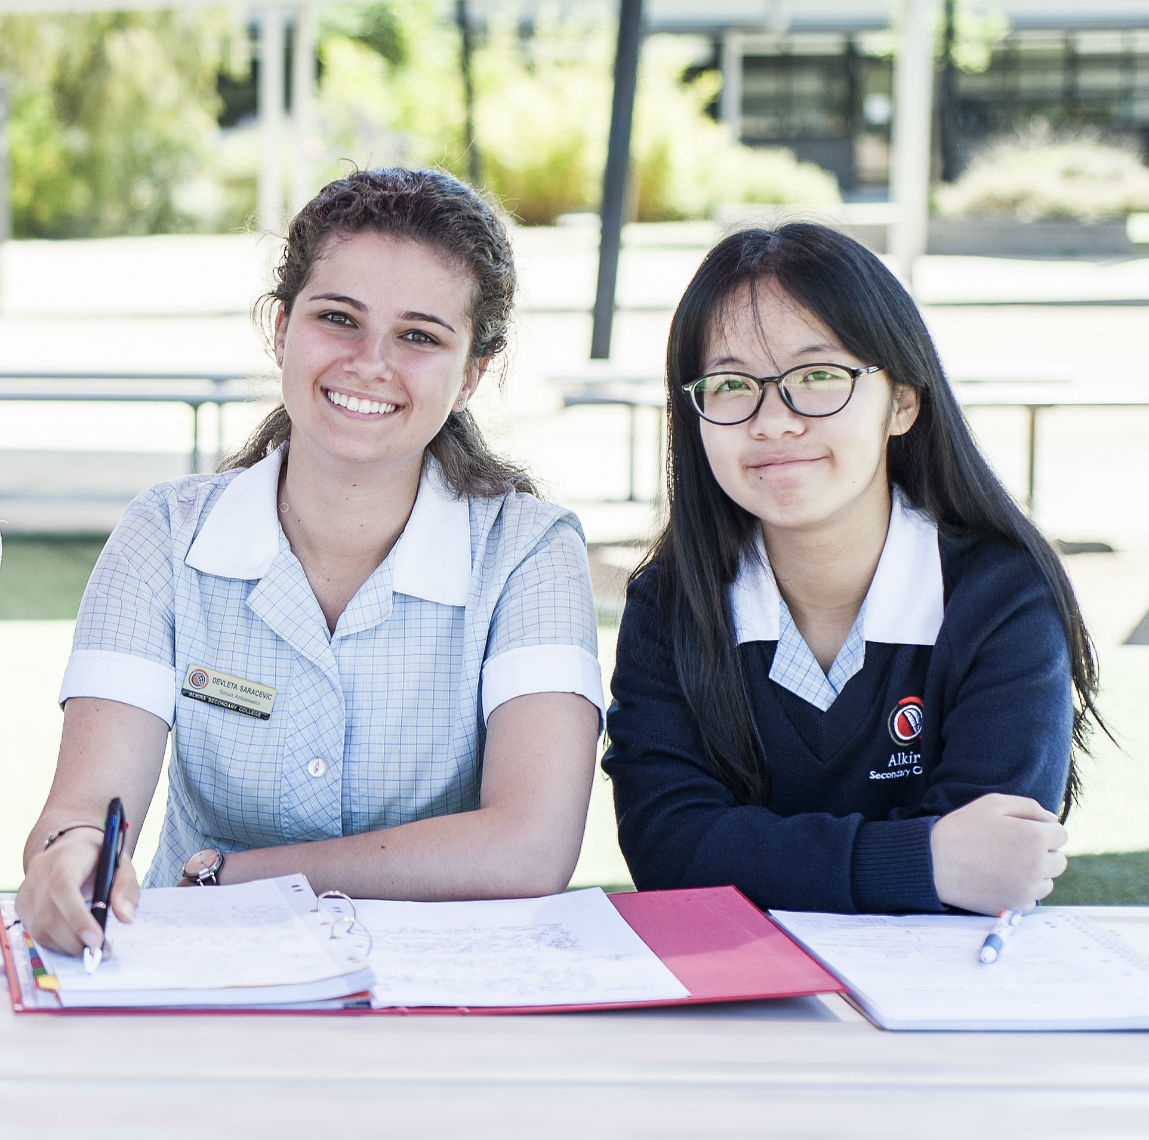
[38,879,354,993]
[354,889,688,1007]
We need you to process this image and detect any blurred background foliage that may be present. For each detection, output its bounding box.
[0,9,247,237]
[0,0,839,236]
[311,2,841,225]
[1,1,1145,237]
[934,123,1149,222]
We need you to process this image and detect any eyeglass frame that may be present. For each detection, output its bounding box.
[681,363,884,425]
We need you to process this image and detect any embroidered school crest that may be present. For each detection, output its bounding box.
[887,696,924,744]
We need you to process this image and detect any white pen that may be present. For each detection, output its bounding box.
[978,908,1023,964]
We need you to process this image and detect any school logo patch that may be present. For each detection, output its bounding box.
[887,696,924,745]
[188,669,209,690]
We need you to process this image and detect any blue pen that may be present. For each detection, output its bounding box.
[82,797,128,974]
[978,908,1023,964]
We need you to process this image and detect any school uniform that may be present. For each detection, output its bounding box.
[61,446,604,887]
[602,491,1072,913]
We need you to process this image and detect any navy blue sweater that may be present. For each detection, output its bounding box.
[601,530,1072,913]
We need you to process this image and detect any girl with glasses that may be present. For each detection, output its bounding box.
[19,169,603,958]
[603,224,1101,916]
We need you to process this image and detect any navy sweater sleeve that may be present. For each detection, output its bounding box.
[852,534,1073,910]
[896,534,1073,818]
[602,543,1072,915]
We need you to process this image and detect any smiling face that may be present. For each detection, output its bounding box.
[698,279,918,552]
[274,231,483,485]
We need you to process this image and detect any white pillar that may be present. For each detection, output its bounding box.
[720,32,743,136]
[258,3,286,234]
[290,2,318,214]
[889,0,937,290]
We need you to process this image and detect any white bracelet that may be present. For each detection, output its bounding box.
[43,822,105,850]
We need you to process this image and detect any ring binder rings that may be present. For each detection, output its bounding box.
[4,876,376,1010]
[2,877,844,1015]
[313,890,374,960]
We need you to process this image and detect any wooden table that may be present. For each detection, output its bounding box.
[2,908,1145,1139]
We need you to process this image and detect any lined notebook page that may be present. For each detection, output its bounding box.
[769,908,1149,1030]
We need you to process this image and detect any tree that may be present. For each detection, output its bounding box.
[0,10,243,237]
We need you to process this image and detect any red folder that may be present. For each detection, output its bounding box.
[2,885,844,1015]
[605,886,845,1009]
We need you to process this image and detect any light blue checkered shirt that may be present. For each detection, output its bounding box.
[770,598,867,711]
[61,448,603,887]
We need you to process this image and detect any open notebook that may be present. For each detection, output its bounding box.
[2,875,843,1014]
[769,908,1149,1031]
[4,876,375,1009]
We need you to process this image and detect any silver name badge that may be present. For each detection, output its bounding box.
[181,664,277,720]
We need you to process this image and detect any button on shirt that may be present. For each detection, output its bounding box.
[60,447,604,887]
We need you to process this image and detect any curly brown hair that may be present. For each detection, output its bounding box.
[225,167,535,496]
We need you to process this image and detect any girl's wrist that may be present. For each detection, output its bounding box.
[42,822,105,850]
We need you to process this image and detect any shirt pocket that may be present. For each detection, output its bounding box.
[173,671,293,850]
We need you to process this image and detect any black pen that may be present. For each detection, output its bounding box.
[82,797,127,974]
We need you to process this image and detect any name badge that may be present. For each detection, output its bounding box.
[181,664,277,720]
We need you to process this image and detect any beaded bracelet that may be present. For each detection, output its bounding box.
[43,823,105,850]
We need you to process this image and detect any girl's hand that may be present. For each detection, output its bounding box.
[15,832,140,957]
[930,793,1069,915]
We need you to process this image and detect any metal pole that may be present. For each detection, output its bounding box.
[258,3,286,234]
[889,0,938,290]
[0,80,9,246]
[719,32,743,132]
[590,0,643,361]
[456,0,481,187]
[289,2,317,213]
[939,0,961,182]
[0,79,9,310]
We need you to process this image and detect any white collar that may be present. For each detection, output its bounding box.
[729,489,944,647]
[186,448,472,605]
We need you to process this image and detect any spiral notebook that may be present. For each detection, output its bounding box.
[768,908,1149,1031]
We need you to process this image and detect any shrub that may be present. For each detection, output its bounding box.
[471,9,608,223]
[630,37,838,222]
[1,3,839,235]
[316,3,839,225]
[315,1,469,178]
[0,11,243,238]
[935,126,1149,223]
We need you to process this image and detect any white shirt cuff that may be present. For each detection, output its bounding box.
[59,650,177,726]
[481,644,605,727]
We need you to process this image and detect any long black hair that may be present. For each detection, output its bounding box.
[639,223,1099,815]
[224,167,535,496]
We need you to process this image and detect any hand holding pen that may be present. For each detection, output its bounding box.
[15,794,141,959]
[82,797,129,972]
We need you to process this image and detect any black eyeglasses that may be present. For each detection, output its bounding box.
[682,363,883,425]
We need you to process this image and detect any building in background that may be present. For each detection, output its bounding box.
[469,0,1149,196]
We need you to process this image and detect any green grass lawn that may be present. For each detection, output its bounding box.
[1053,850,1148,905]
[0,535,107,620]
[2,536,1145,904]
